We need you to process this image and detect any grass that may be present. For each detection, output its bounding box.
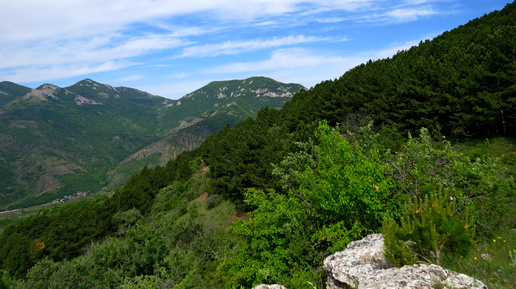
[453,137,516,165]
[442,229,516,289]
[445,137,516,288]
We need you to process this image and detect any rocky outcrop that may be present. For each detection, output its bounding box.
[252,285,287,289]
[323,233,487,289]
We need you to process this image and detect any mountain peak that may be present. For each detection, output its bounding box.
[72,78,104,89]
[32,83,64,100]
[182,76,304,101]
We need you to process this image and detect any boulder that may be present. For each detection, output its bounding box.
[323,233,487,289]
[252,285,288,289]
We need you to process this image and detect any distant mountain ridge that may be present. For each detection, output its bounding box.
[0,77,303,209]
[0,81,32,106]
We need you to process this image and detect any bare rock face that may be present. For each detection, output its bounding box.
[323,233,487,289]
[252,285,287,289]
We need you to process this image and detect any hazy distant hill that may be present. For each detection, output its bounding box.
[0,77,303,209]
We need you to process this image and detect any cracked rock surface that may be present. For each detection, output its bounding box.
[323,233,487,289]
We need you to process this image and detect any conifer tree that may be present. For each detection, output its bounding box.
[383,190,475,266]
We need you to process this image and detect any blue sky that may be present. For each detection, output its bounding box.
[0,0,512,99]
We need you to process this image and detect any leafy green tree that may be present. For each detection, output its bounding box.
[220,188,318,288]
[297,121,394,232]
[389,128,515,237]
[220,122,397,288]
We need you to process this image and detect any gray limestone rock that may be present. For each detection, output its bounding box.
[323,233,487,289]
[252,285,288,289]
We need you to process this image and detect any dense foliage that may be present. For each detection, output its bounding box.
[1,3,515,288]
[383,190,476,266]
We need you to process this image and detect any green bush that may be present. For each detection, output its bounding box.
[383,190,476,266]
[389,128,515,238]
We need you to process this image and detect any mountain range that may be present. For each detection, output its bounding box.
[0,77,304,209]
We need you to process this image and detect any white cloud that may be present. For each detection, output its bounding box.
[0,0,454,86]
[203,39,423,88]
[0,0,378,44]
[0,34,189,70]
[203,48,339,74]
[139,78,214,99]
[315,17,348,23]
[179,35,329,58]
[1,60,134,83]
[386,7,437,21]
[202,48,363,88]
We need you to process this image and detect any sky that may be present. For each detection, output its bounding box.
[0,0,513,99]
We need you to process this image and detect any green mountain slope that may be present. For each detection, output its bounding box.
[280,5,516,138]
[0,81,32,106]
[108,77,303,188]
[0,77,302,209]
[156,76,303,134]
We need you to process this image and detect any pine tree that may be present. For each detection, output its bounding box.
[383,190,475,266]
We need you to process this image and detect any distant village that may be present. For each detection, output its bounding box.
[51,191,93,203]
[1,191,97,215]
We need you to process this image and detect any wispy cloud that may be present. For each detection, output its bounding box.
[0,0,496,94]
[203,48,340,74]
[0,0,377,44]
[179,35,329,58]
[169,72,190,79]
[140,77,215,99]
[386,7,437,21]
[203,39,422,87]
[3,60,135,83]
[0,35,189,70]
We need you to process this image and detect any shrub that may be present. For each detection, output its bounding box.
[383,190,476,266]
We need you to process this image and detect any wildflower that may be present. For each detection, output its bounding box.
[474,257,477,260]
[493,239,496,242]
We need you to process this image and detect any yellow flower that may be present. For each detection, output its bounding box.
[474,257,477,260]
[493,239,496,242]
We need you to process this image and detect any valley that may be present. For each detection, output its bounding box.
[0,77,303,210]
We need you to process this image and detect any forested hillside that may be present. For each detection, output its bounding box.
[0,77,301,210]
[0,2,515,289]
